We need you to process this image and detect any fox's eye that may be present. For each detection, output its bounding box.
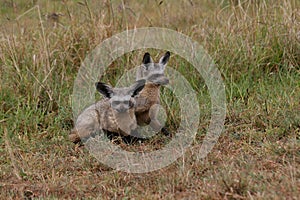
[111,101,121,107]
[123,100,129,105]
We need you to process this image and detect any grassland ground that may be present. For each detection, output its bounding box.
[0,0,299,199]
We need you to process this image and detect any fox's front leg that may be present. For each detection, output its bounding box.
[149,104,170,136]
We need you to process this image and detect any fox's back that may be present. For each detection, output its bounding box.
[70,99,117,143]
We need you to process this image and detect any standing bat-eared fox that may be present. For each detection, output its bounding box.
[135,51,171,136]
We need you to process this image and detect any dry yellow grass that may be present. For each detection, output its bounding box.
[0,0,299,199]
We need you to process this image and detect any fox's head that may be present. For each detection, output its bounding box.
[137,51,170,85]
[95,79,146,113]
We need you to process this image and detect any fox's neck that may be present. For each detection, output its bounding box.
[113,110,136,135]
[140,83,160,97]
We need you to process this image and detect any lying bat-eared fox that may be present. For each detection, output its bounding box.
[69,79,146,144]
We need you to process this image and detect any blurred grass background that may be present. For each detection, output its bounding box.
[0,0,299,199]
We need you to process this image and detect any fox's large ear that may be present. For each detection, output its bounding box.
[159,51,170,66]
[95,82,113,98]
[142,52,153,69]
[130,79,146,97]
[142,52,153,64]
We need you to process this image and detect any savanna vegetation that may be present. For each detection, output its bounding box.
[0,0,299,199]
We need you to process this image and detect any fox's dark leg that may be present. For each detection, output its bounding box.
[122,129,146,144]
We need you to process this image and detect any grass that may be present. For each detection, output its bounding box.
[0,0,299,199]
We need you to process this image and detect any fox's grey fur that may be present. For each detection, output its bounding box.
[135,51,170,134]
[69,79,146,143]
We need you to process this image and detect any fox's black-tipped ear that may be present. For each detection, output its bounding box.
[142,52,153,65]
[159,51,170,65]
[130,79,146,97]
[95,82,113,98]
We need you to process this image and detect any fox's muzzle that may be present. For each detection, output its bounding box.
[148,74,169,85]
